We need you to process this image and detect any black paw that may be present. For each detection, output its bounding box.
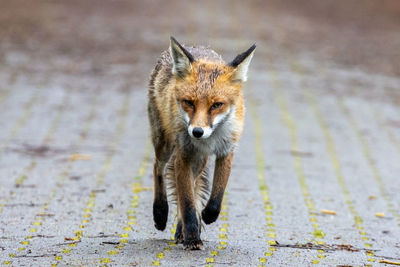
[174,221,184,244]
[153,199,168,231]
[182,221,202,250]
[201,204,220,225]
[183,239,204,250]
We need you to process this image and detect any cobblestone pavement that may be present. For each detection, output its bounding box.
[0,1,400,266]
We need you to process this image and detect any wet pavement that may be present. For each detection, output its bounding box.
[0,0,400,266]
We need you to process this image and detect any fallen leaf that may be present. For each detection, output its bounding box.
[290,150,313,157]
[141,187,153,191]
[69,154,92,161]
[368,195,377,200]
[321,209,336,215]
[386,119,400,128]
[379,259,400,265]
[375,212,385,217]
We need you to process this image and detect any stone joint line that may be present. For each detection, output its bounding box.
[151,211,178,266]
[249,102,277,266]
[99,143,151,265]
[204,192,230,267]
[2,88,99,266]
[370,106,400,227]
[338,97,400,225]
[293,64,378,264]
[0,82,43,158]
[51,92,131,266]
[272,71,327,264]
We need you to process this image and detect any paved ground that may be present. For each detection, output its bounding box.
[1,0,400,266]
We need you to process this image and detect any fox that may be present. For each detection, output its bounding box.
[147,37,255,250]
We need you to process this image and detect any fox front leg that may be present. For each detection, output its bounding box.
[175,152,203,250]
[174,217,184,244]
[202,152,233,224]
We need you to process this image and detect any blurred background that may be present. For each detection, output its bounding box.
[1,0,399,85]
[1,1,400,265]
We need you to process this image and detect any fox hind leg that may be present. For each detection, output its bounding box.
[151,133,172,231]
[148,99,173,231]
[152,156,169,231]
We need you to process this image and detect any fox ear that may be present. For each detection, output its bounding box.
[169,36,194,78]
[228,44,256,82]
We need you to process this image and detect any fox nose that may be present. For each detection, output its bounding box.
[192,127,204,138]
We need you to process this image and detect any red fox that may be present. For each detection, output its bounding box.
[148,37,255,250]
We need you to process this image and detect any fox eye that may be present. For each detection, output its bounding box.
[211,102,224,110]
[183,100,194,108]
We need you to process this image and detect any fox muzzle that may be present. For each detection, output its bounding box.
[192,127,204,138]
[188,125,213,139]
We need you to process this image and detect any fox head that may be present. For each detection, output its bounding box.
[169,36,255,140]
